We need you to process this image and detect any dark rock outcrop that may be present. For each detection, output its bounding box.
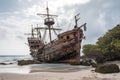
[95,64,120,73]
[0,63,8,65]
[79,58,97,67]
[0,62,14,65]
[18,60,41,65]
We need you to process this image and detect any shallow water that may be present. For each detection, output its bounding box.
[0,63,68,73]
[0,55,31,64]
[0,63,90,74]
[0,55,90,74]
[0,55,31,74]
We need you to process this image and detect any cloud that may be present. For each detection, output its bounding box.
[49,0,90,7]
[0,27,8,39]
[18,0,32,2]
[16,35,25,40]
[72,0,120,44]
[0,0,120,55]
[0,0,20,12]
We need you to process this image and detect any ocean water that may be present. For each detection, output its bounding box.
[0,55,32,74]
[0,55,76,74]
[0,55,32,64]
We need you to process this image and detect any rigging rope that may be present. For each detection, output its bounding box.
[52,26,58,36]
[42,29,47,42]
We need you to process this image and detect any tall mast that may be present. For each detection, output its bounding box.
[37,3,58,43]
[46,2,49,18]
[46,5,52,42]
[74,13,80,28]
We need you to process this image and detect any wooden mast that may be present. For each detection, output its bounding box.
[46,5,52,42]
[74,13,80,28]
[37,4,59,43]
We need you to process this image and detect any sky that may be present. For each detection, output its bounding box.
[0,0,120,55]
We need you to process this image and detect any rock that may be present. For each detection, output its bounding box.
[18,60,41,65]
[9,63,13,64]
[80,58,97,66]
[0,63,7,65]
[0,62,14,65]
[95,64,120,73]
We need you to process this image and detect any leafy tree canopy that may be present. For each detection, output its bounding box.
[82,24,120,61]
[96,24,120,54]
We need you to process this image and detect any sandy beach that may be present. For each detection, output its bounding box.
[0,61,120,80]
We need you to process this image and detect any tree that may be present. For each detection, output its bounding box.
[96,24,120,60]
[82,24,120,61]
[82,44,100,55]
[82,44,104,63]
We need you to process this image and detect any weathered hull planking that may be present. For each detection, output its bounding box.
[28,27,84,64]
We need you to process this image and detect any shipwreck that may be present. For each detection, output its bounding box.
[26,6,86,64]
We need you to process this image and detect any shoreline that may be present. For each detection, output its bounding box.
[0,68,119,80]
[30,66,91,73]
[0,61,120,80]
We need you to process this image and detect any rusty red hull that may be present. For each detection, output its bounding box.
[28,27,83,64]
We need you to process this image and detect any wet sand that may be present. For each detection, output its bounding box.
[0,61,120,80]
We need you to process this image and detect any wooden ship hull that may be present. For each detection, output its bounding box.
[28,27,84,64]
[26,6,86,64]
